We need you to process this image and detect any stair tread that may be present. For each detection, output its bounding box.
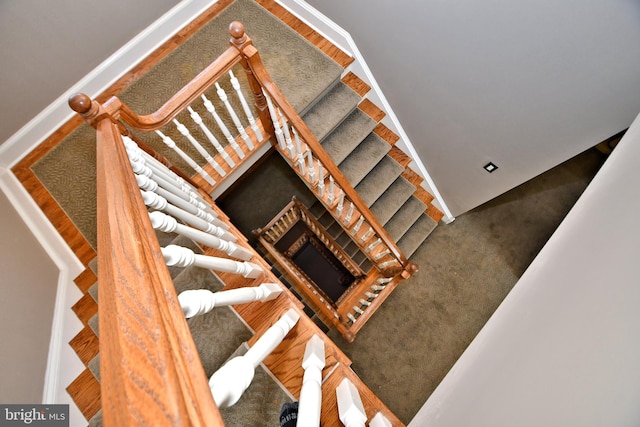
[339,133,391,187]
[370,176,416,225]
[321,109,376,165]
[88,354,101,383]
[173,264,253,376]
[397,213,438,258]
[67,368,101,421]
[385,196,427,242]
[88,313,99,338]
[302,81,361,142]
[354,155,404,207]
[88,282,99,303]
[89,409,103,427]
[218,343,293,427]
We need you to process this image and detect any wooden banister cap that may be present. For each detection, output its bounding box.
[229,21,247,45]
[69,93,92,114]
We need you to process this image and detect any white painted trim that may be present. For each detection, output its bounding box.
[0,168,84,422]
[0,0,219,170]
[274,0,455,223]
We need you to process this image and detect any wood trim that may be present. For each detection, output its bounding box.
[414,185,435,207]
[72,293,98,327]
[426,203,445,223]
[401,167,424,188]
[388,146,412,169]
[374,122,400,146]
[94,117,223,426]
[69,326,99,367]
[66,369,101,421]
[73,267,98,294]
[359,98,386,122]
[342,71,371,97]
[11,165,96,266]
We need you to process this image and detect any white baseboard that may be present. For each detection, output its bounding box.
[0,0,219,170]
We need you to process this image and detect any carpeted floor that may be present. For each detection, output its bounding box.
[25,0,609,422]
[218,146,606,423]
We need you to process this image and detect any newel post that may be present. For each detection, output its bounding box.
[229,21,275,141]
[69,93,112,128]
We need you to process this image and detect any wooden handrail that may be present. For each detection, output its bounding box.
[71,95,225,426]
[103,48,243,131]
[227,21,413,277]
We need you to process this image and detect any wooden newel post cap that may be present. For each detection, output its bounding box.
[69,93,93,114]
[229,21,247,45]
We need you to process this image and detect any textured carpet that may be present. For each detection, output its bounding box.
[326,148,606,423]
[30,0,341,250]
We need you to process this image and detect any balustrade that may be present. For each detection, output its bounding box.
[209,308,300,408]
[297,334,325,427]
[67,20,406,426]
[161,244,263,278]
[178,283,282,318]
[336,378,368,427]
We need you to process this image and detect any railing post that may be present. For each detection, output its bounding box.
[69,93,225,426]
[229,21,274,141]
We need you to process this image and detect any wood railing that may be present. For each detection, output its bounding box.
[70,95,225,426]
[226,21,417,280]
[68,20,408,425]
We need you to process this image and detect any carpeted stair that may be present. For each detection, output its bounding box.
[74,230,293,427]
[45,0,444,423]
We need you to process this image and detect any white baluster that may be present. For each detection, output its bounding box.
[135,174,220,224]
[149,211,248,259]
[378,259,399,269]
[130,159,212,215]
[297,335,325,427]
[215,82,253,150]
[174,119,227,177]
[201,94,245,159]
[161,245,263,278]
[141,191,231,238]
[367,238,382,252]
[124,142,200,196]
[353,306,364,315]
[359,299,371,307]
[337,191,345,216]
[155,130,217,186]
[336,378,367,427]
[347,313,357,323]
[264,92,286,150]
[374,249,391,260]
[351,216,364,235]
[344,202,355,224]
[365,292,378,299]
[178,283,282,318]
[328,175,335,204]
[228,70,263,141]
[278,108,295,159]
[188,106,235,168]
[369,412,393,427]
[209,309,300,407]
[360,227,374,243]
[294,128,305,174]
[306,149,317,183]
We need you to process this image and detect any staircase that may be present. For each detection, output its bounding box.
[20,0,445,425]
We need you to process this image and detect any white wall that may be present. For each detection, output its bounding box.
[305,0,640,215]
[0,191,59,403]
[0,0,182,144]
[409,112,640,426]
